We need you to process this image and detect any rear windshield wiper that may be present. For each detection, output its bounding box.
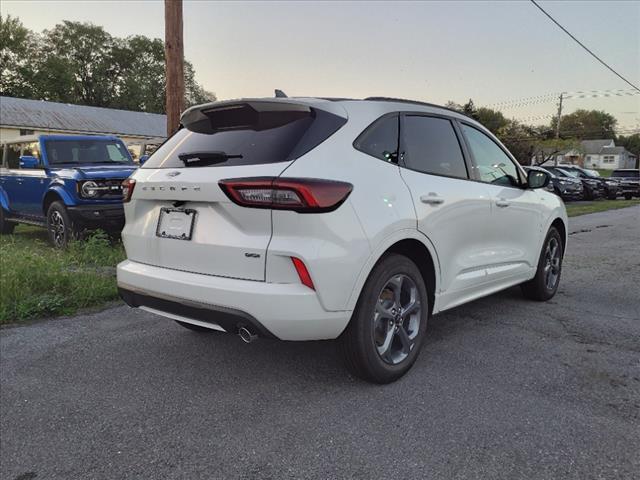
[178,151,243,167]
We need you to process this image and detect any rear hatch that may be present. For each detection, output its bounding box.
[123,100,346,281]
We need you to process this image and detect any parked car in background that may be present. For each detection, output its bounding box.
[524,166,583,201]
[610,169,640,200]
[0,135,136,246]
[556,165,621,200]
[117,96,568,383]
[545,166,604,200]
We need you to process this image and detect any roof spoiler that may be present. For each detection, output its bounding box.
[181,101,310,134]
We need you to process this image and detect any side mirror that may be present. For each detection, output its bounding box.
[139,155,149,165]
[19,156,40,169]
[528,170,550,189]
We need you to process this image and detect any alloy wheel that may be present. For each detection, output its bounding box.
[49,210,66,247]
[373,274,421,365]
[543,237,561,290]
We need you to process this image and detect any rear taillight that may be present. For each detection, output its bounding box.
[122,178,136,203]
[219,177,353,213]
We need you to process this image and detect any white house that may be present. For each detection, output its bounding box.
[533,138,637,169]
[580,139,636,170]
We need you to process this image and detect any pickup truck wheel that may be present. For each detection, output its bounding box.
[46,201,77,248]
[339,253,429,384]
[521,227,563,301]
[624,193,632,200]
[0,209,16,234]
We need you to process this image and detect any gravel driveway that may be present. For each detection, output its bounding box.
[1,206,639,480]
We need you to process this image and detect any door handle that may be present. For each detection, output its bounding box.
[420,194,444,205]
[495,198,510,208]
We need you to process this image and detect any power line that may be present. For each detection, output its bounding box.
[530,0,640,92]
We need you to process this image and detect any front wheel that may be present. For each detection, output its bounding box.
[339,253,429,384]
[521,227,563,301]
[46,201,78,248]
[625,193,632,200]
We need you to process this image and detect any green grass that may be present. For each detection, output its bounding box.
[594,169,612,177]
[0,226,125,324]
[566,199,640,217]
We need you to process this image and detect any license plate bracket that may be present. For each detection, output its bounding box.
[156,207,197,240]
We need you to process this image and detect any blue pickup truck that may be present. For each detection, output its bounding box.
[0,135,137,247]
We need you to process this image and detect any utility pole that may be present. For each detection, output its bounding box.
[164,0,185,137]
[553,92,564,166]
[555,92,564,139]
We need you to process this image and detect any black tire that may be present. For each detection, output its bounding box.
[46,201,78,248]
[624,193,632,200]
[0,208,16,235]
[521,227,563,301]
[339,253,429,384]
[607,191,617,200]
[583,187,594,201]
[175,320,218,333]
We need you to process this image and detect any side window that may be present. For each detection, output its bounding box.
[402,116,468,179]
[354,115,399,161]
[6,144,21,169]
[22,142,41,161]
[461,124,521,187]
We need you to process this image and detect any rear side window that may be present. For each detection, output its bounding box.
[354,115,399,161]
[143,105,346,169]
[402,116,468,179]
[5,144,21,169]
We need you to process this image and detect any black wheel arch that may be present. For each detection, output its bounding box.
[550,218,567,255]
[383,239,436,316]
[43,191,65,216]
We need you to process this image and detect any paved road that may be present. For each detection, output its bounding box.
[2,207,639,480]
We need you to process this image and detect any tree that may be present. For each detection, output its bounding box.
[496,120,543,164]
[184,60,216,107]
[617,133,640,167]
[552,109,618,140]
[475,107,508,135]
[531,138,582,166]
[113,35,166,113]
[445,99,507,135]
[0,16,215,114]
[0,14,37,98]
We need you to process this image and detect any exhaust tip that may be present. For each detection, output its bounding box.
[238,326,257,344]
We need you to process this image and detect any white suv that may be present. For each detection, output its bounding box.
[117,96,567,383]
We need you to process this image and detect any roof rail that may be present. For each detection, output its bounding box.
[364,96,471,117]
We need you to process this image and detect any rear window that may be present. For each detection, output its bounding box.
[143,104,346,169]
[612,170,639,178]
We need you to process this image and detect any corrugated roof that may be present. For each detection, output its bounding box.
[0,96,166,138]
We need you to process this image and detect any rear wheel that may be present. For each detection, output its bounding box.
[625,193,632,200]
[175,320,219,333]
[46,201,78,248]
[521,227,563,301]
[0,208,16,234]
[339,253,429,384]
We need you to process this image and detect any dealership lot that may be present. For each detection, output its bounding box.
[1,207,639,480]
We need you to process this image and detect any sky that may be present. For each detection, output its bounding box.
[2,0,639,131]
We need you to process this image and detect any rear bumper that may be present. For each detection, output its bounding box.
[116,260,351,341]
[67,204,124,230]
